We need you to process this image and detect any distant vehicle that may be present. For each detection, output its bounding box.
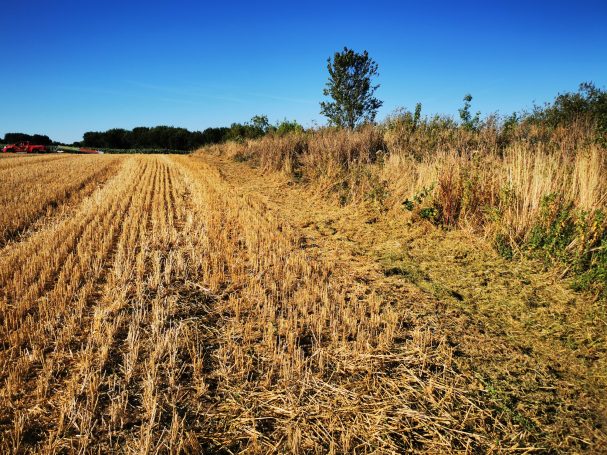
[79,147,103,154]
[2,141,49,153]
[56,146,103,154]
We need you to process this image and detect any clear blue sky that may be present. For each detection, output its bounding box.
[1,0,606,143]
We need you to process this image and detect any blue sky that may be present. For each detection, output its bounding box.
[1,0,606,143]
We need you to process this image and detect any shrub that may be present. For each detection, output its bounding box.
[275,120,304,136]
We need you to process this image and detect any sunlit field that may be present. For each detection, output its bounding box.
[1,143,605,452]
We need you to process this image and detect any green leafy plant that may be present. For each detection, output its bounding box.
[459,94,481,131]
[528,194,576,261]
[366,177,389,209]
[275,119,304,136]
[403,184,436,211]
[524,195,606,293]
[419,206,440,222]
[494,233,514,260]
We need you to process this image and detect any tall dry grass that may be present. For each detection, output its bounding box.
[197,122,607,289]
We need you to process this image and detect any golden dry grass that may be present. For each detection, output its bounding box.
[0,151,605,453]
[207,126,607,290]
[0,155,120,246]
[202,152,607,453]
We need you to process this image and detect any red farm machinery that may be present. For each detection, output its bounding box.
[2,142,50,153]
[1,142,103,154]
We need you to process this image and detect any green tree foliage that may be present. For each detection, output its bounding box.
[81,116,276,151]
[530,82,607,138]
[275,119,304,136]
[250,115,271,135]
[413,102,422,131]
[320,47,383,129]
[225,115,279,142]
[458,94,481,131]
[384,103,424,133]
[83,126,196,150]
[4,116,303,151]
[3,133,52,145]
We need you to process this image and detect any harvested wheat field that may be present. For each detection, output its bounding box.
[0,152,605,454]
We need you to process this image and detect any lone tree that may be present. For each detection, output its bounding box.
[320,47,383,128]
[458,94,481,131]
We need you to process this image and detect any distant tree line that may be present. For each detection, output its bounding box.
[79,117,304,151]
[2,133,53,145]
[81,126,216,150]
[2,117,304,151]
